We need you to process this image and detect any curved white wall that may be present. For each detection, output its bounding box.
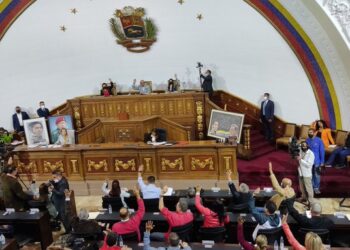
[0,0,319,130]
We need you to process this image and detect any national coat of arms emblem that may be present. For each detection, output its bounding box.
[109,6,158,53]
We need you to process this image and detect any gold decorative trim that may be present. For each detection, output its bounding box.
[195,101,204,140]
[144,158,152,172]
[44,160,64,173]
[73,106,82,130]
[87,160,108,172]
[191,157,214,170]
[70,160,78,174]
[114,159,136,171]
[161,158,183,171]
[17,161,38,173]
[223,156,231,171]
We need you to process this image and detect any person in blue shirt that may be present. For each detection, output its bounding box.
[306,128,325,194]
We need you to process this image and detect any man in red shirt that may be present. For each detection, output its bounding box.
[150,190,194,241]
[112,187,145,241]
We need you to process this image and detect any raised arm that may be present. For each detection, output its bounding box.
[282,215,305,250]
[194,186,211,216]
[159,189,165,211]
[269,162,284,195]
[226,169,240,199]
[237,217,254,250]
[137,165,147,191]
[133,187,145,221]
[101,180,109,195]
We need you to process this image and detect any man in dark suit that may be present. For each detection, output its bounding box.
[200,70,213,96]
[12,106,30,132]
[1,166,34,211]
[50,169,69,223]
[260,93,274,141]
[36,101,50,119]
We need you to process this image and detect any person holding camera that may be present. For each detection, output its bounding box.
[50,169,69,224]
[296,141,315,204]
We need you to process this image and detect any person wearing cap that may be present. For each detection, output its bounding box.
[51,116,67,143]
[268,162,295,209]
[286,199,334,230]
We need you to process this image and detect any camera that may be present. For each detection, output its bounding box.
[196,62,203,68]
[288,136,300,159]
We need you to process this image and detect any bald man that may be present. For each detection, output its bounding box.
[112,187,145,241]
[268,162,295,209]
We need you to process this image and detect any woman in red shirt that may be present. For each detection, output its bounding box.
[195,186,229,227]
[282,214,325,250]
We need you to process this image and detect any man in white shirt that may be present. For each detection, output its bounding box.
[137,165,161,199]
[297,141,315,205]
[12,106,30,132]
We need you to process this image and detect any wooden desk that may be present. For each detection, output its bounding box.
[0,212,52,249]
[13,141,237,181]
[96,212,350,247]
[55,92,208,140]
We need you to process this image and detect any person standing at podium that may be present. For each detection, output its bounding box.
[200,69,213,96]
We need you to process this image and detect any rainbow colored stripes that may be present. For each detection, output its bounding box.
[246,0,341,129]
[0,0,35,41]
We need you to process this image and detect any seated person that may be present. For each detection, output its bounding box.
[137,165,161,199]
[195,186,229,228]
[102,179,130,207]
[112,187,145,241]
[315,120,334,148]
[185,187,196,213]
[282,214,325,250]
[100,83,111,97]
[71,208,103,236]
[150,190,193,241]
[248,196,281,240]
[226,170,252,209]
[144,221,191,250]
[100,230,131,250]
[237,216,268,250]
[108,79,117,95]
[133,80,151,95]
[144,128,167,143]
[268,162,295,209]
[285,199,334,230]
[325,132,350,169]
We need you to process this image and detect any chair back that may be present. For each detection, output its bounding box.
[172,222,193,242]
[119,231,139,243]
[284,123,296,137]
[335,130,348,146]
[227,202,249,213]
[155,128,167,141]
[299,124,310,140]
[298,228,330,245]
[257,227,283,245]
[198,226,226,242]
[143,198,160,212]
[102,196,124,211]
[28,200,47,212]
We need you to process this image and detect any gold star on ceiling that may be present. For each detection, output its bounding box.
[178,0,184,4]
[197,14,203,20]
[71,8,78,14]
[60,25,67,32]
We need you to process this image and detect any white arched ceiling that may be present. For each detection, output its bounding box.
[0,0,334,130]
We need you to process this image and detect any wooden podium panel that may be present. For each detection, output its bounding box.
[57,92,206,140]
[13,141,237,181]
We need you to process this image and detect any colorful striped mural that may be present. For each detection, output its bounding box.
[0,0,35,41]
[246,0,341,129]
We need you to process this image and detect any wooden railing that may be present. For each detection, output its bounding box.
[205,96,224,130]
[50,102,71,116]
[77,119,104,144]
[211,90,285,138]
[157,117,192,141]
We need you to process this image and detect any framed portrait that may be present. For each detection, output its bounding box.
[48,115,75,144]
[23,118,50,147]
[208,109,245,142]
